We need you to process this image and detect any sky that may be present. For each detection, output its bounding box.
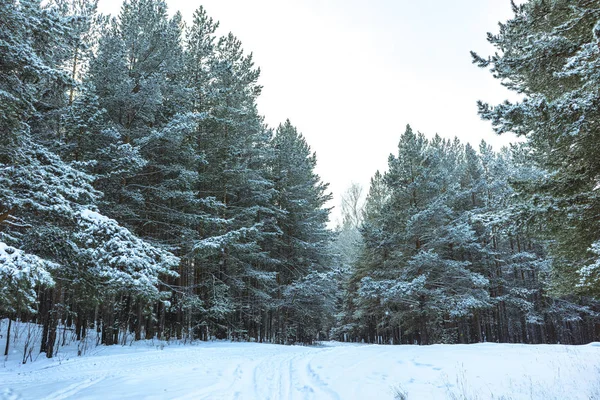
[97,0,520,225]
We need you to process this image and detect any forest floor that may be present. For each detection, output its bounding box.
[1,321,600,399]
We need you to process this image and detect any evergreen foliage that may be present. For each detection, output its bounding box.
[336,125,598,345]
[0,0,334,354]
[1,0,598,357]
[472,0,600,297]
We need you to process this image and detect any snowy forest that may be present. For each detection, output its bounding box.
[2,0,600,362]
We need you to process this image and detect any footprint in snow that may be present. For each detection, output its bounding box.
[1,388,21,400]
[299,385,315,394]
[412,360,434,367]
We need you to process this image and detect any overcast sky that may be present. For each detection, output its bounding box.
[97,0,519,225]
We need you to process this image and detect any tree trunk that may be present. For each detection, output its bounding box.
[4,318,12,356]
[75,309,82,341]
[135,300,143,341]
[46,288,61,358]
[39,289,53,354]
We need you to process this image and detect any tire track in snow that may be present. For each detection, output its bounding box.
[305,362,340,400]
[3,343,365,399]
[245,346,325,399]
[249,347,300,399]
[41,376,105,400]
[249,346,341,400]
[295,350,341,400]
[171,360,251,400]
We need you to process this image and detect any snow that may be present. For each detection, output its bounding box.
[79,209,105,223]
[1,321,600,400]
[0,242,56,288]
[75,209,179,296]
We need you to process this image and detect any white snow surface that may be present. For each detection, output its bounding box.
[1,322,600,399]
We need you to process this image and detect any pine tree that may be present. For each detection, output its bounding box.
[188,29,281,340]
[472,0,600,297]
[0,0,98,321]
[348,125,588,344]
[270,120,334,343]
[0,0,187,353]
[0,0,347,350]
[346,171,389,342]
[88,0,187,225]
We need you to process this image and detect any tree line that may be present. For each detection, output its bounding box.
[334,130,599,345]
[1,0,600,360]
[1,0,334,358]
[333,0,600,345]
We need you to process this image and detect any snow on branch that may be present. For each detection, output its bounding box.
[77,209,179,297]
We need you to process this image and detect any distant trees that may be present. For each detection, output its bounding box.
[330,183,365,341]
[331,0,600,347]
[334,125,598,345]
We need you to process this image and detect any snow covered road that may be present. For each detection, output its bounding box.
[2,340,600,399]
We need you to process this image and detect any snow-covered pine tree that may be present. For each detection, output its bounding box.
[189,30,281,341]
[0,0,181,356]
[88,0,186,225]
[346,171,390,342]
[184,6,219,115]
[74,209,179,344]
[456,142,545,343]
[86,0,204,340]
[490,143,596,344]
[370,127,490,344]
[472,0,600,297]
[0,0,98,337]
[269,120,334,343]
[345,123,598,344]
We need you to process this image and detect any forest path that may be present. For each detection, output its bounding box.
[1,341,600,399]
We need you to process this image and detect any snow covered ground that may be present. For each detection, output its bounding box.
[1,321,599,400]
